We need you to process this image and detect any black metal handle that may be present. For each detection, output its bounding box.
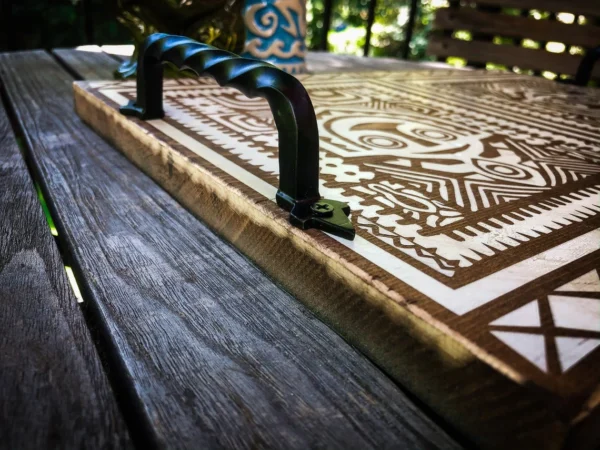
[120,33,354,240]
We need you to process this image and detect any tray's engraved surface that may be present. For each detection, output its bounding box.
[85,70,600,389]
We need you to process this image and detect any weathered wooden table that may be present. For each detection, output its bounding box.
[0,48,464,449]
[71,43,600,450]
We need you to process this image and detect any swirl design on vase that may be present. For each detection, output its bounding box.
[242,0,307,73]
[245,4,279,37]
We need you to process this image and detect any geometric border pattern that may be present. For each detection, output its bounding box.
[91,71,600,387]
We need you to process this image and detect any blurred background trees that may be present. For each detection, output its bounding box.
[307,0,446,59]
[1,0,129,50]
[0,0,447,60]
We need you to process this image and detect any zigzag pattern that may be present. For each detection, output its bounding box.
[356,216,459,276]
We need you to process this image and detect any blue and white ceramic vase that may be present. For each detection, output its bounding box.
[242,0,307,74]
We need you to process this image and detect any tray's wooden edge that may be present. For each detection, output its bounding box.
[73,82,599,450]
[73,82,524,386]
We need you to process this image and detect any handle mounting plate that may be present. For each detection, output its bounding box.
[119,33,355,240]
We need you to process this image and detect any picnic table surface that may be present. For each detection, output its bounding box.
[0,47,465,449]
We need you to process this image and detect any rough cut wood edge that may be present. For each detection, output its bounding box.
[0,90,131,449]
[74,82,600,450]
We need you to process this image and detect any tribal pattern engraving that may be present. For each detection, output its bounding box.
[489,268,600,375]
[91,69,600,380]
[144,73,600,286]
[93,70,600,300]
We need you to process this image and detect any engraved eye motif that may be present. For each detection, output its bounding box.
[341,119,414,152]
[473,158,533,181]
[351,120,459,150]
[357,135,407,149]
[409,127,457,142]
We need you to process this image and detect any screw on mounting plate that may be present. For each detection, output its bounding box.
[311,201,334,217]
[288,199,355,240]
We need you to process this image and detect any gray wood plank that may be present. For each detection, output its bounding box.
[0,49,465,449]
[53,47,118,80]
[0,79,131,448]
[428,35,600,78]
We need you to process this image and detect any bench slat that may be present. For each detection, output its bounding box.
[473,0,600,18]
[428,35,600,77]
[435,7,600,49]
[0,79,131,448]
[0,50,463,449]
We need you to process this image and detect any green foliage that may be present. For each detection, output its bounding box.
[3,0,131,50]
[306,0,445,59]
[4,0,445,60]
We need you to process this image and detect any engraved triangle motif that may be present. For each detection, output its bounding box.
[491,331,547,372]
[490,301,540,327]
[490,285,600,374]
[556,269,600,292]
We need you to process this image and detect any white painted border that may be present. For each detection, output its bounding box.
[100,88,600,315]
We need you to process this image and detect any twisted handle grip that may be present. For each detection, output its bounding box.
[121,33,354,240]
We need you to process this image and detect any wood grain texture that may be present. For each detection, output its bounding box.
[74,68,600,449]
[0,50,465,449]
[427,35,600,77]
[0,78,131,448]
[53,47,118,80]
[434,7,600,49]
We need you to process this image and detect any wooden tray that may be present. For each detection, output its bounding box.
[74,69,600,450]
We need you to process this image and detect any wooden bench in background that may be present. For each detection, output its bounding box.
[428,0,600,83]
